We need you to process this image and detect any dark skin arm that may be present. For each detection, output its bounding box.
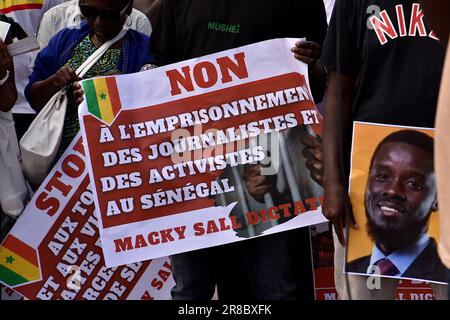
[292,41,327,103]
[133,0,161,26]
[65,70,127,109]
[29,66,83,111]
[421,0,450,47]
[301,134,323,186]
[322,72,358,246]
[0,36,17,112]
[147,0,162,27]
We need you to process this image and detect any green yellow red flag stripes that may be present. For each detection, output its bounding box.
[0,0,44,13]
[0,235,40,287]
[83,77,122,125]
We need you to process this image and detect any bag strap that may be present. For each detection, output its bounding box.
[75,28,128,78]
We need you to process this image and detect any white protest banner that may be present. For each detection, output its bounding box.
[0,134,175,300]
[1,284,23,300]
[79,38,327,268]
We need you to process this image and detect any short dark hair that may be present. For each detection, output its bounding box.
[369,130,434,169]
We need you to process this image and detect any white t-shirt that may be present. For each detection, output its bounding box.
[2,0,66,114]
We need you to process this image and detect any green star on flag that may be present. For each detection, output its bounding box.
[0,235,41,287]
[83,77,122,125]
[5,256,14,264]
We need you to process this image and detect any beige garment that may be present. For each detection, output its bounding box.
[435,37,450,269]
[333,228,448,300]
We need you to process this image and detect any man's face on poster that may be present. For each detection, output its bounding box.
[364,142,437,251]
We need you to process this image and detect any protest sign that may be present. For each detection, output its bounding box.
[395,280,436,300]
[0,134,175,300]
[1,284,23,300]
[345,122,446,285]
[309,223,437,300]
[79,38,327,267]
[310,223,337,300]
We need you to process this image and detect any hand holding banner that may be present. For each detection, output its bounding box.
[79,38,327,268]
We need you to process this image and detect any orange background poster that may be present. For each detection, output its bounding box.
[346,122,439,263]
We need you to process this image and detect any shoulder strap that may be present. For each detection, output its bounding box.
[76,28,128,78]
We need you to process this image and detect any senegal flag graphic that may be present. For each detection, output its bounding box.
[83,77,122,125]
[0,0,44,13]
[0,235,41,287]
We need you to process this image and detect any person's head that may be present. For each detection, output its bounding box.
[364,130,437,253]
[79,0,133,43]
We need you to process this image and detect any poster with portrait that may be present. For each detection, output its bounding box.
[345,122,447,285]
[78,38,327,268]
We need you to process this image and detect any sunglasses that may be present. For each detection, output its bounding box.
[79,1,131,24]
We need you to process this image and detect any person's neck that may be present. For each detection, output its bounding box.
[91,33,124,49]
[91,33,105,48]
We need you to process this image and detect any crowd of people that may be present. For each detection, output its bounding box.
[1,0,449,300]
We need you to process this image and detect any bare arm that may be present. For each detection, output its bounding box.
[309,60,327,103]
[147,0,162,27]
[29,66,79,111]
[322,71,357,245]
[0,38,17,112]
[133,0,161,26]
[291,41,327,103]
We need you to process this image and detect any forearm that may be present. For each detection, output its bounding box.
[323,99,345,187]
[29,76,60,111]
[322,73,354,189]
[309,61,327,103]
[0,33,16,111]
[0,80,17,112]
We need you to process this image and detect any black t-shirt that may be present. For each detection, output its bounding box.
[149,0,328,65]
[321,0,446,127]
